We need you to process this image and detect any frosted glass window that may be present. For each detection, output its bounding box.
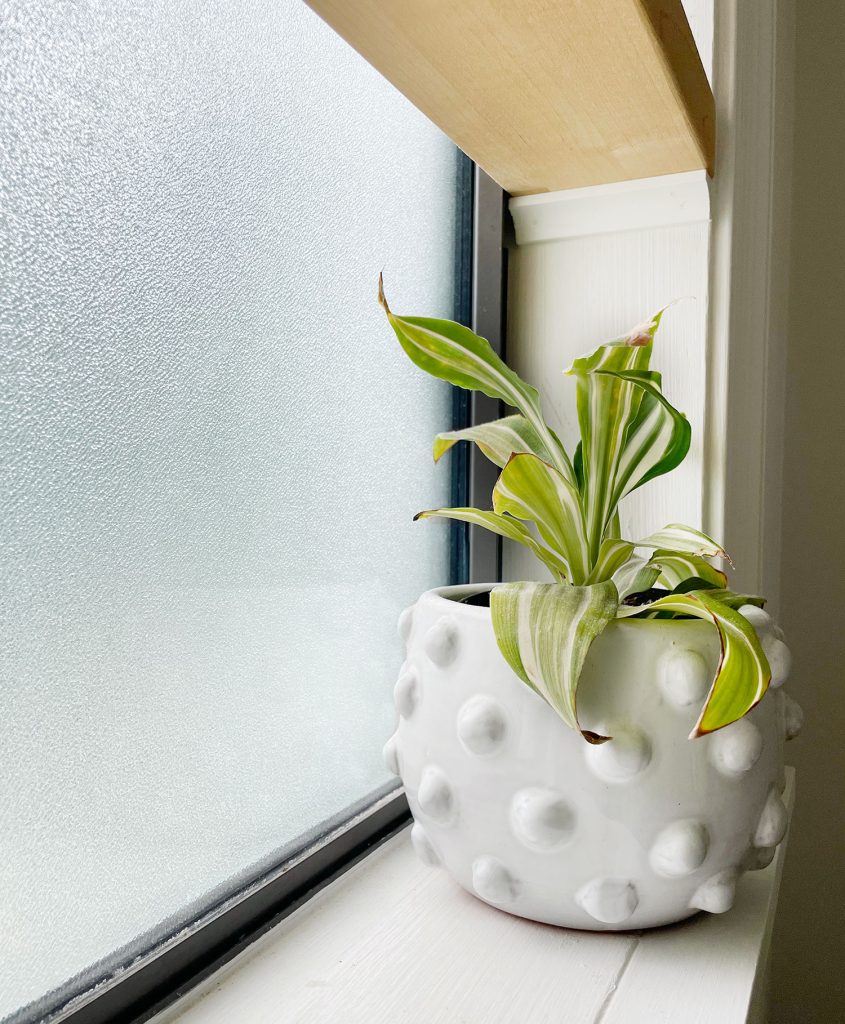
[0,0,464,1018]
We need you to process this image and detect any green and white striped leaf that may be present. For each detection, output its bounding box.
[565,314,665,561]
[617,591,771,736]
[651,550,727,590]
[566,309,666,374]
[586,539,636,584]
[490,580,619,742]
[414,507,569,582]
[695,589,766,610]
[595,369,691,507]
[432,415,551,467]
[380,277,575,486]
[613,556,662,599]
[635,523,731,563]
[492,453,590,584]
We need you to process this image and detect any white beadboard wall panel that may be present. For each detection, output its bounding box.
[505,190,710,582]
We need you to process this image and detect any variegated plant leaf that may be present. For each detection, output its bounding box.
[635,523,732,563]
[490,580,619,742]
[387,280,768,742]
[414,507,569,582]
[573,441,585,492]
[380,277,575,486]
[492,453,590,584]
[566,309,667,373]
[432,415,551,467]
[612,556,662,599]
[652,550,727,590]
[595,369,691,508]
[564,313,665,561]
[617,590,771,736]
[586,539,635,584]
[695,588,766,610]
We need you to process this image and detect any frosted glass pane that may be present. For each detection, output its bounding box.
[0,0,462,1017]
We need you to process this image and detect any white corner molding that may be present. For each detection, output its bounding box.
[509,171,710,246]
[704,0,793,609]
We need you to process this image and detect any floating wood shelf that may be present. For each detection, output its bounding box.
[306,0,714,196]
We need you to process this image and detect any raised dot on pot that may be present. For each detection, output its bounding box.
[659,649,710,708]
[707,718,763,777]
[585,722,651,783]
[424,616,458,667]
[690,867,739,914]
[456,694,507,756]
[417,765,456,825]
[510,788,576,851]
[472,855,519,904]
[576,877,639,925]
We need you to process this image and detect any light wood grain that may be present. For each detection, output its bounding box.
[304,0,714,195]
[160,772,794,1024]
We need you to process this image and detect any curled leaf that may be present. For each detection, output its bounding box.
[380,276,576,486]
[491,580,619,742]
[635,523,733,566]
[617,590,771,736]
[415,507,569,582]
[432,415,551,467]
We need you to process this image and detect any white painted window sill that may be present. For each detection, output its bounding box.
[156,769,794,1024]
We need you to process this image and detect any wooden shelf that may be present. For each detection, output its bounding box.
[306,0,714,196]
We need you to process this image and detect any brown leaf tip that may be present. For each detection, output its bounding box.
[582,730,612,745]
[377,272,391,314]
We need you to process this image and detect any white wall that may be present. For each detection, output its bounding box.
[769,2,845,1018]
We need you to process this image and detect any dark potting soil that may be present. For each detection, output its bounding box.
[620,587,670,607]
[460,587,667,609]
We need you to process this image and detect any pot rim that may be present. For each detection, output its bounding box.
[420,583,717,631]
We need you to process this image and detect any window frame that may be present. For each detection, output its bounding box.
[40,164,508,1024]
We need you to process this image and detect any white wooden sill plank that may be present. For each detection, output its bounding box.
[602,770,794,1024]
[159,769,794,1024]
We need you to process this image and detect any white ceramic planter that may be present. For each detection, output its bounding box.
[385,584,800,931]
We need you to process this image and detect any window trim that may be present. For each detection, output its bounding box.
[468,166,508,585]
[39,164,508,1024]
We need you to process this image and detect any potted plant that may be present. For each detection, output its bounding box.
[379,277,802,930]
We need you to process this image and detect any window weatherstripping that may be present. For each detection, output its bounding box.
[32,169,508,1024]
[43,786,408,1024]
[469,166,508,585]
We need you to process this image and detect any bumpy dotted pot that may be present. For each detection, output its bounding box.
[385,584,800,931]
